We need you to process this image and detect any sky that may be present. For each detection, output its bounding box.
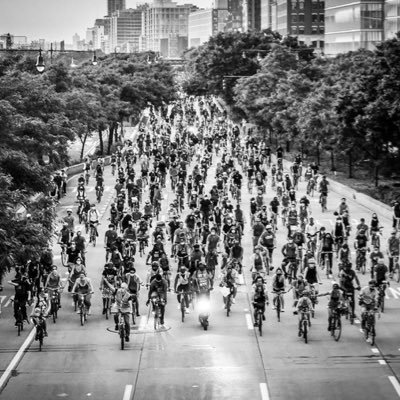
[1,0,213,43]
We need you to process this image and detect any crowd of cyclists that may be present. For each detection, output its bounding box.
[5,94,400,346]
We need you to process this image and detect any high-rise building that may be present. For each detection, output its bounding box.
[141,0,197,58]
[385,0,400,39]
[108,0,126,16]
[325,0,384,55]
[72,33,81,50]
[225,0,243,32]
[110,8,142,52]
[261,0,270,28]
[276,0,324,48]
[242,0,261,31]
[188,7,229,47]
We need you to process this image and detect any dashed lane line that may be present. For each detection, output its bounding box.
[260,383,270,400]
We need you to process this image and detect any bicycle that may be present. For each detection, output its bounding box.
[12,299,24,336]
[84,171,90,185]
[309,284,318,318]
[363,308,379,345]
[356,248,367,274]
[377,281,388,313]
[89,223,98,246]
[273,290,287,322]
[32,314,47,351]
[176,290,191,322]
[151,296,165,330]
[124,239,136,259]
[320,252,333,278]
[286,260,298,285]
[299,309,311,343]
[96,186,103,203]
[330,307,342,341]
[390,256,400,282]
[254,303,265,336]
[49,288,60,323]
[344,292,355,324]
[138,237,148,257]
[73,293,92,326]
[117,310,127,350]
[221,284,234,317]
[59,243,69,267]
[307,180,315,197]
[320,193,327,212]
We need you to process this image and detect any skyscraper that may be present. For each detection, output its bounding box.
[108,0,126,16]
[110,8,142,52]
[242,0,261,31]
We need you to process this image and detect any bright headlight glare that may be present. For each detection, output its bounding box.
[197,299,210,313]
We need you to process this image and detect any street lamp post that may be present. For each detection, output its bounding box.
[36,49,45,73]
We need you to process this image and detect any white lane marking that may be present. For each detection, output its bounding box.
[378,360,387,365]
[389,287,400,299]
[0,327,35,391]
[260,382,270,400]
[245,313,253,330]
[389,376,400,398]
[359,329,364,333]
[4,298,12,308]
[371,348,379,354]
[0,296,6,304]
[244,308,249,312]
[123,385,133,400]
[354,319,360,324]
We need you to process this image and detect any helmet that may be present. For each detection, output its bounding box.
[67,209,72,213]
[121,282,128,290]
[369,279,376,285]
[151,262,159,269]
[332,282,339,289]
[155,274,162,281]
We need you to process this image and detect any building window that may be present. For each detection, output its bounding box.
[299,27,305,34]
[299,1,304,9]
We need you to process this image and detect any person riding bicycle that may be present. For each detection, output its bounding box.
[71,273,94,315]
[281,237,298,278]
[374,258,389,287]
[338,262,360,317]
[271,268,286,311]
[146,273,168,327]
[319,282,345,331]
[295,289,313,335]
[44,265,63,309]
[292,274,309,312]
[112,282,134,342]
[193,262,212,296]
[354,229,369,270]
[318,175,329,204]
[88,204,99,240]
[174,265,192,313]
[387,230,400,277]
[359,280,378,334]
[219,264,238,305]
[320,232,334,275]
[252,283,269,327]
[9,273,31,325]
[338,198,349,216]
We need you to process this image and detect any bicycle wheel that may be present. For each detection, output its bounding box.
[52,306,57,324]
[333,316,342,341]
[361,259,366,275]
[61,250,68,266]
[380,295,385,313]
[91,233,96,247]
[120,326,125,350]
[181,300,185,323]
[17,322,22,336]
[303,320,308,343]
[396,263,400,283]
[370,325,376,346]
[154,314,158,330]
[258,312,263,337]
[276,298,281,322]
[80,309,85,326]
[39,335,43,352]
[105,298,110,320]
[226,296,231,317]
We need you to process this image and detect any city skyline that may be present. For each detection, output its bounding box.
[1,0,213,43]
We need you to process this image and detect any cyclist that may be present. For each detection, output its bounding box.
[252,283,269,327]
[374,258,389,287]
[104,224,118,261]
[219,264,238,305]
[100,263,118,314]
[271,268,286,311]
[146,273,168,327]
[320,232,334,276]
[88,204,100,241]
[44,266,63,309]
[318,282,345,331]
[359,280,378,339]
[281,237,298,279]
[258,225,275,263]
[387,230,400,278]
[9,273,31,325]
[294,290,313,336]
[369,246,384,278]
[112,282,134,342]
[338,198,349,216]
[174,265,191,313]
[318,175,329,208]
[338,262,360,318]
[192,262,213,297]
[63,209,75,236]
[354,229,369,271]
[71,272,94,315]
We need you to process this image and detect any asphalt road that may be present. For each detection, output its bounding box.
[1,113,400,400]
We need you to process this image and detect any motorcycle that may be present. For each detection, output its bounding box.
[197,292,210,330]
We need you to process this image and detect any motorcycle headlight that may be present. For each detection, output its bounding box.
[197,299,210,313]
